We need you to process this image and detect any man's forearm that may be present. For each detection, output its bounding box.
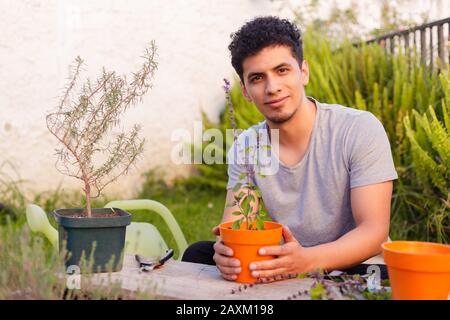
[305,223,388,272]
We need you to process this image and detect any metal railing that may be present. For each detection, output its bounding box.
[366,17,450,69]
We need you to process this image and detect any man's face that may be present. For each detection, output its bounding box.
[240,45,309,124]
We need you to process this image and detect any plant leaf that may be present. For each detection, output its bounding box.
[256,219,265,230]
[232,183,242,193]
[310,282,326,300]
[232,218,243,230]
[241,196,250,215]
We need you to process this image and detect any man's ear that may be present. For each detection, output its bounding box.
[240,81,252,102]
[301,60,310,86]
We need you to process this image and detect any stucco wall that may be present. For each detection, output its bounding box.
[0,0,279,197]
[0,0,448,197]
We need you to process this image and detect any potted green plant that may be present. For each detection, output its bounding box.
[219,79,283,284]
[46,42,158,273]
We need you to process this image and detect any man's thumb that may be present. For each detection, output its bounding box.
[212,225,220,236]
[282,226,296,243]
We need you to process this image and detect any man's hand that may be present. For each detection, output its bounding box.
[248,226,313,282]
[212,226,242,281]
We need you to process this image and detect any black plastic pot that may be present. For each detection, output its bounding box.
[53,207,131,273]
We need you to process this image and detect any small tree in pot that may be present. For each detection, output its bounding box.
[219,79,283,284]
[46,42,158,273]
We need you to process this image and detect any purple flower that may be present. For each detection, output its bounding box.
[222,78,231,93]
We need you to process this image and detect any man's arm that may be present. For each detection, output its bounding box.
[305,180,392,270]
[248,180,393,278]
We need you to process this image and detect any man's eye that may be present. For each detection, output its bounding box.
[251,75,262,82]
[278,68,288,74]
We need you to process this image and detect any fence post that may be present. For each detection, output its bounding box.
[404,32,409,54]
[420,28,427,65]
[437,23,445,67]
[364,17,450,70]
[429,26,434,70]
[390,36,395,54]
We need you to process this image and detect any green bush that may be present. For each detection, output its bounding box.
[190,29,449,243]
[402,87,449,243]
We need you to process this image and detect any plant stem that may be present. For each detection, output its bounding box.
[84,181,92,218]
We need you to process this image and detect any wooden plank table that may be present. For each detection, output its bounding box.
[90,255,352,300]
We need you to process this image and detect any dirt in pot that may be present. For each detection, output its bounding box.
[62,209,121,218]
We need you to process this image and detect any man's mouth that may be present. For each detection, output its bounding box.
[264,96,289,107]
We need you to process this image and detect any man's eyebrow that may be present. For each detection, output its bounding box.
[273,62,291,70]
[247,63,291,79]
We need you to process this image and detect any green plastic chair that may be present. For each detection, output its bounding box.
[104,199,188,260]
[26,204,59,249]
[26,199,188,260]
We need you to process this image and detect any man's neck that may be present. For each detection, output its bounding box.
[267,96,317,147]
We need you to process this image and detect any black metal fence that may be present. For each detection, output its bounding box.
[366,17,450,69]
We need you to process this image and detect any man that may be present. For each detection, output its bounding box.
[182,16,397,282]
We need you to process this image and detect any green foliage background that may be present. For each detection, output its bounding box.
[190,28,449,243]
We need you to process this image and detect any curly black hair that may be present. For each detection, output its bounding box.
[228,16,303,82]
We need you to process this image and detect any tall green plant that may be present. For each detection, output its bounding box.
[222,78,270,230]
[402,79,450,243]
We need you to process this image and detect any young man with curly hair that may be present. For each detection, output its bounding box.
[182,16,397,282]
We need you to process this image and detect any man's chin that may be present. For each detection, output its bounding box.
[266,111,297,124]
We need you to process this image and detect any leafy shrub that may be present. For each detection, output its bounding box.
[189,29,449,243]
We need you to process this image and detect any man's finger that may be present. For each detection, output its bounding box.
[249,256,287,271]
[213,253,241,268]
[222,273,237,281]
[282,226,297,243]
[257,244,290,256]
[217,265,242,276]
[252,268,288,279]
[213,241,234,256]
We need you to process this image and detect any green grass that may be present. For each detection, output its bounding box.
[134,170,226,258]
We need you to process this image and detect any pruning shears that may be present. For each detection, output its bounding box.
[135,249,174,272]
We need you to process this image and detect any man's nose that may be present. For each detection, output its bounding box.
[265,76,282,95]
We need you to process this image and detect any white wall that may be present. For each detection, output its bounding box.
[0,0,448,197]
[0,0,278,197]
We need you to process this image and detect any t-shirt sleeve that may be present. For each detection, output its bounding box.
[346,112,398,188]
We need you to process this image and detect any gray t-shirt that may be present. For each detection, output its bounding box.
[226,97,398,247]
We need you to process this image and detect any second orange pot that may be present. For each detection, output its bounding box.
[219,221,283,284]
[382,241,450,300]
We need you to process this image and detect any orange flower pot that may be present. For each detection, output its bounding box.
[382,241,450,300]
[219,221,283,284]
